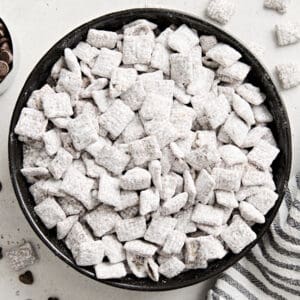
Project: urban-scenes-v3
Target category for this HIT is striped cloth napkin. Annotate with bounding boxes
[207,173,300,300]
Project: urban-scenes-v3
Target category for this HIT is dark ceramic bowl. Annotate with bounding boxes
[8,8,292,291]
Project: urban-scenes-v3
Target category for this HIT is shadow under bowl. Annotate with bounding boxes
[8,8,292,291]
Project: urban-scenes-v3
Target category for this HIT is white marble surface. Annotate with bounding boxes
[0,0,299,299]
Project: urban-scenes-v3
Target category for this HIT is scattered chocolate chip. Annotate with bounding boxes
[19,271,34,285]
[48,298,59,300]
[0,50,13,64]
[0,181,2,192]
[0,247,3,259]
[0,60,9,77]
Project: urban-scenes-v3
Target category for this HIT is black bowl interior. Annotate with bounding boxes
[8,8,292,291]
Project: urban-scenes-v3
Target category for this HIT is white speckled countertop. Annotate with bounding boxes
[0,0,299,299]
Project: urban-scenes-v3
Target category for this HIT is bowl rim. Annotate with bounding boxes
[8,7,292,292]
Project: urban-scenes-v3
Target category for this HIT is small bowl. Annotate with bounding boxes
[8,8,292,291]
[0,18,16,95]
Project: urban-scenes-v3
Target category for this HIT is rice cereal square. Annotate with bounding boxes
[67,114,98,151]
[220,215,256,253]
[99,99,134,139]
[60,166,95,210]
[14,108,48,141]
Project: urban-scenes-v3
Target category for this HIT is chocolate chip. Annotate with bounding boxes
[0,22,12,82]
[19,271,34,285]
[0,247,3,259]
[0,42,10,51]
[0,37,9,45]
[0,23,12,83]
[0,50,12,64]
[48,298,59,300]
[0,181,2,192]
[0,61,9,77]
